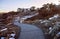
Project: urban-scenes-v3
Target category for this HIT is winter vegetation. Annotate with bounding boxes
[1,3,60,39]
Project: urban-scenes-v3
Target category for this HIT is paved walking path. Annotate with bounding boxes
[14,22,45,39]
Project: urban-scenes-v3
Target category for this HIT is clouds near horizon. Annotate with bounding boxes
[0,0,59,12]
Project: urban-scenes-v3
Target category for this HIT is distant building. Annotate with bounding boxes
[30,6,36,12]
[17,8,23,12]
[23,9,29,13]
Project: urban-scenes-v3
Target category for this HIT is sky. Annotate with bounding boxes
[0,0,59,12]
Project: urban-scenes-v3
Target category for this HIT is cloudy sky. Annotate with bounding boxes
[0,0,59,12]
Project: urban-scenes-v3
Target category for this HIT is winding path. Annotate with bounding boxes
[14,22,45,39]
